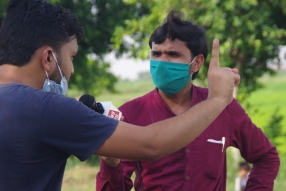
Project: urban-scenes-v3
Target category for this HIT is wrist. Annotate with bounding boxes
[207,96,229,109]
[102,156,120,167]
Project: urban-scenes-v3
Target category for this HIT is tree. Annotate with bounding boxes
[263,107,285,156]
[112,0,286,100]
[0,0,149,96]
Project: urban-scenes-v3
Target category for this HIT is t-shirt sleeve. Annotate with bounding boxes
[39,94,118,161]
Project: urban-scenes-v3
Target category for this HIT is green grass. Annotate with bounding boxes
[96,79,155,108]
[63,71,286,191]
[242,70,286,130]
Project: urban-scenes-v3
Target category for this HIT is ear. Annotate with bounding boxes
[41,48,54,72]
[190,54,204,73]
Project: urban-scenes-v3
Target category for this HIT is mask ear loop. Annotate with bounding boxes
[51,51,68,95]
[51,52,64,79]
[189,56,197,77]
[44,70,51,85]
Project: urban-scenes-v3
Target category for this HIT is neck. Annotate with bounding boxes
[0,64,44,89]
[159,83,193,115]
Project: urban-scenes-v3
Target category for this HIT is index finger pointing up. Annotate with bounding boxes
[209,39,220,70]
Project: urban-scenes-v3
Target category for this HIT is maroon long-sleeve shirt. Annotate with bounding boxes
[96,86,280,191]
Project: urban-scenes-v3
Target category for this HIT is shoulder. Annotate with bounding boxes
[194,85,208,94]
[119,89,156,111]
[192,85,245,111]
[45,92,80,108]
[43,93,101,121]
[191,85,208,103]
[192,85,208,97]
[118,89,157,123]
[193,85,247,119]
[226,98,247,116]
[0,84,54,110]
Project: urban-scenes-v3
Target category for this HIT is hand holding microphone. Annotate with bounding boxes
[79,94,122,120]
[79,94,121,167]
[79,94,104,114]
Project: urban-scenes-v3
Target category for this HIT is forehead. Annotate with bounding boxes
[61,37,78,54]
[151,38,189,52]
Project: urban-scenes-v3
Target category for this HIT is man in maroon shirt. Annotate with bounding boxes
[96,10,280,191]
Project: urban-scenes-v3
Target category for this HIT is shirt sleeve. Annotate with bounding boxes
[229,100,280,191]
[96,158,136,191]
[40,94,118,161]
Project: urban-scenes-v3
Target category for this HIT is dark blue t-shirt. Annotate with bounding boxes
[0,84,118,191]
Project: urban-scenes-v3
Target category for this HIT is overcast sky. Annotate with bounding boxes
[105,53,150,80]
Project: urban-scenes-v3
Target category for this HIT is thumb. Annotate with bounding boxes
[232,68,239,74]
[209,39,220,70]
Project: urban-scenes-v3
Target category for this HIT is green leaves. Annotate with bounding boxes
[1,0,285,98]
[0,0,149,96]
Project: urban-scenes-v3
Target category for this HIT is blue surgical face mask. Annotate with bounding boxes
[150,57,196,95]
[42,52,68,95]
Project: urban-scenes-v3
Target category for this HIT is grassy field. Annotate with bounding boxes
[241,71,286,130]
[63,71,286,191]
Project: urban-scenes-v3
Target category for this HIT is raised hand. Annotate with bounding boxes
[207,39,240,104]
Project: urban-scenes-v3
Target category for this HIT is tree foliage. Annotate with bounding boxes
[0,0,149,96]
[49,0,149,96]
[263,107,285,156]
[112,0,286,101]
[1,0,285,99]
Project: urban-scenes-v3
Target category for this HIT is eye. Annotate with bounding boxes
[167,52,180,57]
[151,51,161,57]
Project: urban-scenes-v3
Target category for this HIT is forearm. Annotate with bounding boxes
[144,97,228,159]
[96,96,228,160]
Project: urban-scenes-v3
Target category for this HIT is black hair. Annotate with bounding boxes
[239,162,251,171]
[0,0,84,66]
[149,10,208,80]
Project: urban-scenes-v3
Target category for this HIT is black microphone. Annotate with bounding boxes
[79,94,105,114]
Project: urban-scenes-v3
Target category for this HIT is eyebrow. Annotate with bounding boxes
[151,50,181,55]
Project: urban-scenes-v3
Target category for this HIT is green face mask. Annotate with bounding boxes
[150,58,195,95]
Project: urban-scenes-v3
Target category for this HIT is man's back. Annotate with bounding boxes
[0,83,67,190]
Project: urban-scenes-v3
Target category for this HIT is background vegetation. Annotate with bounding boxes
[1,0,285,98]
